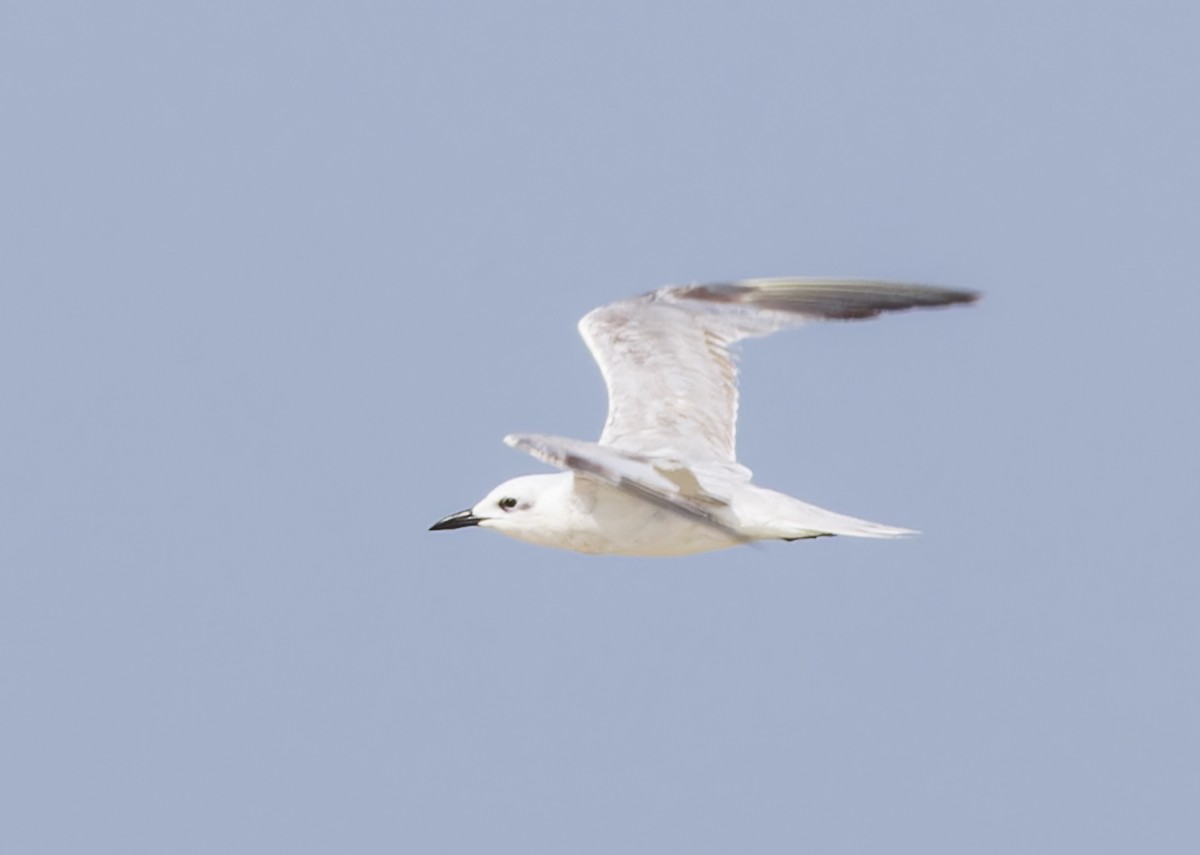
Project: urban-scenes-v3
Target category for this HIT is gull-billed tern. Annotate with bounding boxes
[430,278,978,556]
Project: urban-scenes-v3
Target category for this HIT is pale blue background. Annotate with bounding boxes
[3,1,1198,852]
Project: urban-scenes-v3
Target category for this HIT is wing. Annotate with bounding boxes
[578,278,979,461]
[504,433,752,543]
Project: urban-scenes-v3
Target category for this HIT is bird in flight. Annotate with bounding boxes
[430,278,978,556]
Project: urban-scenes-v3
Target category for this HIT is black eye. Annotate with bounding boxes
[499,497,517,511]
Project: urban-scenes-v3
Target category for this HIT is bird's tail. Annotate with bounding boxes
[740,486,918,541]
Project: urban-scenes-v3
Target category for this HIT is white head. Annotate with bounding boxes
[429,473,580,548]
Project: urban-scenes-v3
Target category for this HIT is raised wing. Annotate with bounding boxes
[504,432,752,543]
[578,278,978,461]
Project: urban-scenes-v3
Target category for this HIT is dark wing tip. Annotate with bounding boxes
[674,279,980,321]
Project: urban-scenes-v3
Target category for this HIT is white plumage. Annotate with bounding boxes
[431,278,978,557]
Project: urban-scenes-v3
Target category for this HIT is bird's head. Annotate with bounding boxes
[429,473,578,546]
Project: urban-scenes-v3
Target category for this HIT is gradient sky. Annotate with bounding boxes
[3,1,1198,852]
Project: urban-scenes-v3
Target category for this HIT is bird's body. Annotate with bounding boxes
[476,473,919,557]
[475,474,743,557]
[430,278,978,557]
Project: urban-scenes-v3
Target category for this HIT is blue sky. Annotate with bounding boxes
[2,1,1198,852]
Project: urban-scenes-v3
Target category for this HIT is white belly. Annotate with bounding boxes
[569,491,744,557]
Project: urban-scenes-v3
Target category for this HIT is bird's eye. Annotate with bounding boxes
[499,497,518,511]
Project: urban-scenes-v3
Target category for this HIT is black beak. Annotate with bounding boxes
[429,509,483,531]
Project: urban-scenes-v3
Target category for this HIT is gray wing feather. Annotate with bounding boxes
[578,277,978,461]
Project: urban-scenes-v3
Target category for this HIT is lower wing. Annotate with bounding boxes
[503,432,751,544]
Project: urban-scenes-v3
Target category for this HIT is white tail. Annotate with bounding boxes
[741,486,918,541]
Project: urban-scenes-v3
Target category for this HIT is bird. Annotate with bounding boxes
[430,278,978,556]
